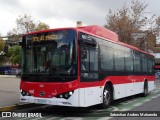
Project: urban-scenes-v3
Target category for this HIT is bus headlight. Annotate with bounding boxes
[56,90,74,99]
[20,89,31,96]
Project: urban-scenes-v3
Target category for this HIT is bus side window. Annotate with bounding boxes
[81,48,89,71]
[133,53,141,72]
[125,53,133,71]
[100,46,114,70]
[148,59,153,73]
[114,50,125,71]
[89,49,98,71]
[142,58,147,72]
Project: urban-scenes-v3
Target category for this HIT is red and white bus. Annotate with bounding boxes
[20,25,155,108]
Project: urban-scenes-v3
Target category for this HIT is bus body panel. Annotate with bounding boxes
[20,80,78,98]
[113,81,155,100]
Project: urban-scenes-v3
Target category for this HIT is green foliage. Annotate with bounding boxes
[0,37,4,51]
[16,14,36,33]
[35,21,49,31]
[8,14,50,36]
[9,45,21,65]
[105,0,156,51]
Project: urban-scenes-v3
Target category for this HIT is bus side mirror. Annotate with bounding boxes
[80,47,87,59]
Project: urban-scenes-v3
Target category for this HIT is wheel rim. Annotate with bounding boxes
[103,89,110,105]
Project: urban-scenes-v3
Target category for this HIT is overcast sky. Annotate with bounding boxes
[0,0,160,36]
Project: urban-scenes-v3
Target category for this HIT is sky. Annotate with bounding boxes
[0,0,160,36]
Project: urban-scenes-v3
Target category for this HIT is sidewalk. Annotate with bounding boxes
[0,76,21,107]
[0,75,42,111]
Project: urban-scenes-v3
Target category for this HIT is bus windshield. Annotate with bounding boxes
[21,30,77,78]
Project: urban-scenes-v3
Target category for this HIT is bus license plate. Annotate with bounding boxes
[35,99,46,104]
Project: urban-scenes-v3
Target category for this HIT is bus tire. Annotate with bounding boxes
[101,84,112,109]
[142,81,148,97]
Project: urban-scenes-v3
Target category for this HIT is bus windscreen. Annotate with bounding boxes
[21,29,77,81]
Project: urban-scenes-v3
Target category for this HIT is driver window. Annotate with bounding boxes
[80,47,98,81]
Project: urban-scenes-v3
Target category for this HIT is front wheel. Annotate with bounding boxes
[101,84,112,109]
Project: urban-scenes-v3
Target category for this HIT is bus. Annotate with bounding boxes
[20,25,155,108]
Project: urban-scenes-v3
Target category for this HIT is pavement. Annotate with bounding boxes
[0,75,35,111]
[0,75,20,106]
[0,75,44,112]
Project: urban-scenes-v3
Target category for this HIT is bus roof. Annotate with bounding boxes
[77,25,119,41]
[77,25,154,57]
[23,25,154,57]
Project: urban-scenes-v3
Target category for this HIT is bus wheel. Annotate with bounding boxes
[101,84,112,109]
[143,82,148,97]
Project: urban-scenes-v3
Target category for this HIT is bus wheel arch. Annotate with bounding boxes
[100,81,113,109]
[143,79,148,96]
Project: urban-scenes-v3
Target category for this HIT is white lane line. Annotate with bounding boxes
[60,117,83,120]
[120,108,130,111]
[120,99,137,105]
[112,106,119,111]
[44,117,59,120]
[98,117,112,120]
[132,103,143,107]
[32,117,48,120]
[143,99,151,102]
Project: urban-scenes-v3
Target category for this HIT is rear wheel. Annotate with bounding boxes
[101,84,112,109]
[143,82,148,96]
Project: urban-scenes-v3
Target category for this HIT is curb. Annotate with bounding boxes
[0,103,44,112]
[0,75,17,78]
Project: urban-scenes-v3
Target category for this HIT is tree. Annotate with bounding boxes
[105,0,155,50]
[155,16,160,35]
[16,14,36,33]
[7,14,50,40]
[0,36,5,65]
[35,21,49,31]
[9,45,21,65]
[0,36,4,51]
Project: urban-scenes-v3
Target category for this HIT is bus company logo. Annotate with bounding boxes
[39,91,45,96]
[29,90,34,94]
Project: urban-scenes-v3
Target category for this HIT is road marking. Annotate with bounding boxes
[0,105,16,112]
[60,117,83,120]
[120,99,137,105]
[112,106,119,111]
[153,94,160,98]
[132,103,143,107]
[43,117,59,120]
[19,117,31,120]
[120,108,130,111]
[152,90,159,94]
[143,99,151,102]
[98,117,112,120]
[32,117,47,120]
